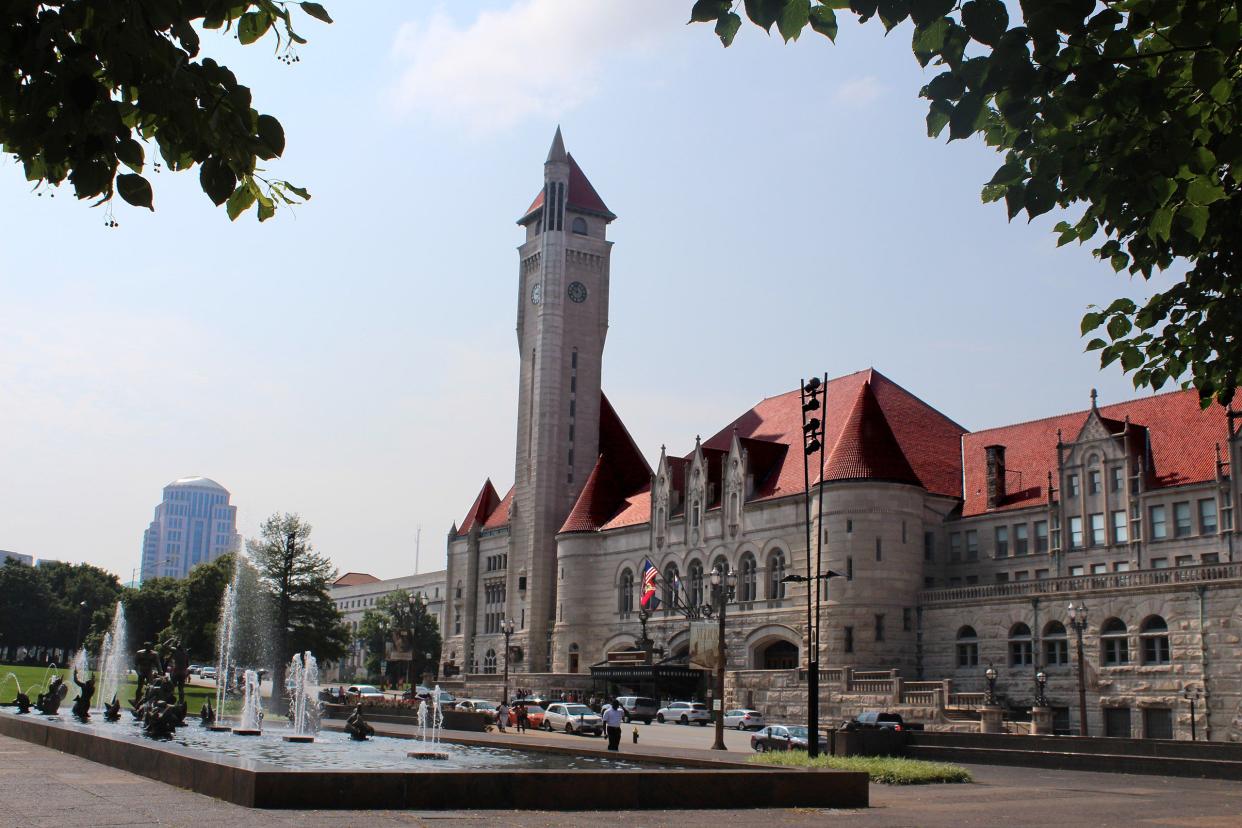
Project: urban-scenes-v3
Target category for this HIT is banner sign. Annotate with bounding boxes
[689,621,719,671]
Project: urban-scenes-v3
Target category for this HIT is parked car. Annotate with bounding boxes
[751,724,829,753]
[543,702,603,736]
[615,695,658,725]
[854,711,905,731]
[656,701,711,726]
[507,703,546,729]
[200,667,217,681]
[722,708,766,730]
[188,665,202,676]
[345,684,385,702]
[454,699,499,721]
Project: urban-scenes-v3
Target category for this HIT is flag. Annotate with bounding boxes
[640,559,660,610]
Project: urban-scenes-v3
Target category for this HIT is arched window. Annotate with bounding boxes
[760,640,799,670]
[1141,615,1170,664]
[1008,623,1033,666]
[729,492,740,523]
[455,580,462,599]
[739,552,757,602]
[692,500,701,529]
[662,563,680,612]
[568,642,580,673]
[688,560,704,608]
[618,569,634,616]
[1043,621,1068,666]
[1101,617,1129,665]
[956,626,979,668]
[483,649,497,674]
[768,549,787,599]
[571,216,588,235]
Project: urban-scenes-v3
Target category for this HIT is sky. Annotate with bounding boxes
[0,1,1184,582]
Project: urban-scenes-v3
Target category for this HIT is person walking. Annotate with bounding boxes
[496,701,509,733]
[516,703,529,733]
[602,699,624,751]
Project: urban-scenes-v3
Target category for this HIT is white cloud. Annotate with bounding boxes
[389,0,678,134]
[831,75,885,106]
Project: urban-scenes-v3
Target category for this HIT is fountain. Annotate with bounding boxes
[408,685,447,760]
[94,601,129,716]
[1,672,30,714]
[282,651,319,743]
[210,581,237,732]
[232,669,262,736]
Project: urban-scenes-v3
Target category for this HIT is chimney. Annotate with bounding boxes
[985,445,1006,509]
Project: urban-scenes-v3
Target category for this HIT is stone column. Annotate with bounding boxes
[1030,706,1054,735]
[979,705,1004,734]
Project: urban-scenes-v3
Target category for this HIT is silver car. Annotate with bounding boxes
[542,702,603,735]
[723,708,766,730]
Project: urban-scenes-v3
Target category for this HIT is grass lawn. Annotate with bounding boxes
[2,663,221,713]
[748,751,972,784]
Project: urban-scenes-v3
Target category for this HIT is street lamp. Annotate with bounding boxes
[984,663,998,706]
[502,617,516,704]
[1067,602,1089,736]
[1035,670,1049,708]
[709,567,737,751]
[797,373,828,757]
[1183,685,1203,741]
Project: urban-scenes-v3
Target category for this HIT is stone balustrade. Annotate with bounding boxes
[920,561,1242,604]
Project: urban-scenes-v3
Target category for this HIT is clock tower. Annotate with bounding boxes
[510,128,616,672]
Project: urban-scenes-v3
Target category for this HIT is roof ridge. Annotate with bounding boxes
[967,386,1197,438]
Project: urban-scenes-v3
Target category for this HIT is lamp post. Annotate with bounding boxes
[1068,602,1089,736]
[502,617,516,705]
[984,663,998,705]
[1035,670,1049,708]
[781,568,844,758]
[708,567,737,751]
[1183,685,1203,741]
[797,373,828,758]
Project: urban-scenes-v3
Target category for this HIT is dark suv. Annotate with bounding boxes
[853,711,905,731]
[615,695,658,724]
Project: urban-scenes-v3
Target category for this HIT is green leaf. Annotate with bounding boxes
[778,0,811,41]
[1004,182,1025,220]
[226,183,256,221]
[808,5,839,41]
[300,2,334,24]
[199,157,236,206]
[691,0,731,22]
[116,173,153,210]
[909,0,954,27]
[1186,177,1225,206]
[715,11,743,45]
[284,184,311,201]
[949,91,984,140]
[257,200,276,222]
[1107,315,1132,340]
[238,11,272,45]
[116,139,144,173]
[877,0,910,31]
[912,17,949,65]
[256,114,286,159]
[1177,203,1208,240]
[926,100,951,138]
[1080,311,1104,335]
[1085,338,1107,351]
[744,0,785,31]
[1120,347,1144,371]
[960,0,1008,45]
[987,160,1024,186]
[1024,176,1056,219]
[1192,51,1224,95]
[1149,206,1173,242]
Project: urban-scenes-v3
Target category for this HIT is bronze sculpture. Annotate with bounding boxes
[345,704,374,741]
[103,695,121,722]
[70,669,95,721]
[36,675,67,715]
[199,700,215,726]
[133,641,162,703]
[162,638,190,705]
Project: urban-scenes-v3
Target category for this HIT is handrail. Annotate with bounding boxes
[921,561,1242,604]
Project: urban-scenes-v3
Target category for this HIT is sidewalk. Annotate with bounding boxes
[4,731,1242,827]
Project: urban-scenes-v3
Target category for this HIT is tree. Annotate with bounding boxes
[122,577,184,649]
[358,590,442,686]
[0,558,52,658]
[248,513,348,711]
[690,0,1242,406]
[168,553,235,661]
[1,1,332,222]
[37,561,124,654]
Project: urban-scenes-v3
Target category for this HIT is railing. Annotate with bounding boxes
[921,561,1242,604]
[903,681,943,691]
[948,692,987,709]
[853,670,898,680]
[851,679,894,694]
[902,691,939,706]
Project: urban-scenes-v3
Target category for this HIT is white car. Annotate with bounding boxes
[454,699,499,721]
[542,702,603,736]
[201,667,217,681]
[657,701,711,726]
[346,684,385,701]
[723,708,766,730]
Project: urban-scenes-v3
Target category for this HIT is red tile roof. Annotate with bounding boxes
[482,485,514,530]
[961,388,1232,517]
[456,479,501,536]
[332,572,381,587]
[822,380,920,485]
[519,155,615,223]
[561,394,653,534]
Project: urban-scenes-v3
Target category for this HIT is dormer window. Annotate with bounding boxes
[571,216,588,235]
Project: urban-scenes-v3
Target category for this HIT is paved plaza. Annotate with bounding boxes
[4,732,1242,827]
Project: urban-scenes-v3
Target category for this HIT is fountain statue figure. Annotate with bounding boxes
[71,669,96,721]
[345,704,374,741]
[199,700,216,726]
[103,695,121,722]
[36,675,67,715]
[133,642,162,704]
[162,637,190,705]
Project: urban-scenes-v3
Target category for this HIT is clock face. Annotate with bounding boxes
[530,282,542,305]
[567,281,588,303]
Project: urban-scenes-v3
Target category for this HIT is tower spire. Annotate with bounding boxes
[546,126,567,164]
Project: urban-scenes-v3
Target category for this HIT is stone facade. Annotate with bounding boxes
[440,133,1242,742]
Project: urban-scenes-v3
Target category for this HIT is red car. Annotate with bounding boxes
[507,704,545,729]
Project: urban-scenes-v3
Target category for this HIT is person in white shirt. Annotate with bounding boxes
[602,699,625,751]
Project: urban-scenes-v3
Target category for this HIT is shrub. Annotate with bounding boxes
[747,752,971,785]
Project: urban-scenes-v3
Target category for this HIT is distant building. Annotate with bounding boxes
[0,550,33,566]
[140,477,241,581]
[34,558,61,568]
[327,570,447,682]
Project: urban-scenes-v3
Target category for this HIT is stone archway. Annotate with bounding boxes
[745,624,802,670]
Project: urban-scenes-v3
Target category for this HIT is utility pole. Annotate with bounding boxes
[415,525,422,575]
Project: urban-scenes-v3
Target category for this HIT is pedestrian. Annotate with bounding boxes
[516,703,529,733]
[496,700,509,733]
[602,698,624,751]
